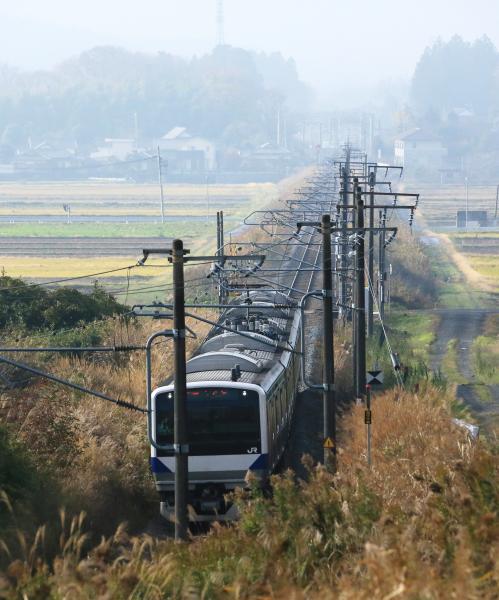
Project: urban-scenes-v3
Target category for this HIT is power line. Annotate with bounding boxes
[0,353,147,413]
[0,265,139,292]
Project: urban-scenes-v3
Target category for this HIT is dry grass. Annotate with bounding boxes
[0,314,213,536]
[1,385,497,598]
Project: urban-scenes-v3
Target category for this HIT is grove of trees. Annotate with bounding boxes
[0,45,311,151]
[411,35,499,116]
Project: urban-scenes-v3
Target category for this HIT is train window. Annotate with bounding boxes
[155,388,261,456]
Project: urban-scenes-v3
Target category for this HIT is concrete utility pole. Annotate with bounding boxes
[171,239,189,541]
[216,211,226,309]
[367,171,375,336]
[339,148,350,317]
[321,214,336,472]
[378,209,387,323]
[216,0,225,46]
[465,176,469,229]
[157,146,165,224]
[365,384,372,467]
[354,186,366,402]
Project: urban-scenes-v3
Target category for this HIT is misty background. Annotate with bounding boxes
[1,0,499,181]
[3,0,499,103]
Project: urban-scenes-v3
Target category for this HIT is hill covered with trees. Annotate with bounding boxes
[0,45,311,151]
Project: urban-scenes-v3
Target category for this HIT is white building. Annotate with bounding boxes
[90,138,136,161]
[394,128,446,171]
[157,127,216,171]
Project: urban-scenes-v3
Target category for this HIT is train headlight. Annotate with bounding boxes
[242,390,247,396]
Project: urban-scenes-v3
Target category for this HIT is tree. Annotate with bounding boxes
[411,35,499,116]
[0,45,311,149]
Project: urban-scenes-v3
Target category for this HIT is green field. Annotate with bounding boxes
[0,220,217,238]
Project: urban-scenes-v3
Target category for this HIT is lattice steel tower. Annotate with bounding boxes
[216,0,225,46]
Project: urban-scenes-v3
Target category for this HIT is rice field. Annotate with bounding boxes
[0,182,276,220]
[398,183,499,296]
[401,182,499,230]
[0,181,279,302]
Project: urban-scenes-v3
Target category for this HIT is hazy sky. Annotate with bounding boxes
[2,0,499,101]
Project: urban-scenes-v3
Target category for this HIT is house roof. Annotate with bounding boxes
[162,127,190,140]
[396,128,441,143]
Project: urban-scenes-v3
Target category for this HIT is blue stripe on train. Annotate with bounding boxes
[151,455,268,473]
[150,457,172,473]
[249,453,268,470]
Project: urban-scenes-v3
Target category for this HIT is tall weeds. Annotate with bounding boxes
[2,385,497,598]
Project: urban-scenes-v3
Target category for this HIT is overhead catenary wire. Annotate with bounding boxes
[0,353,148,413]
[364,263,404,387]
[0,265,140,292]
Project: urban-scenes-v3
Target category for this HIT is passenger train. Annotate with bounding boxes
[150,289,301,521]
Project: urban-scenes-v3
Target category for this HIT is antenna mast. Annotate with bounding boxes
[216,0,225,46]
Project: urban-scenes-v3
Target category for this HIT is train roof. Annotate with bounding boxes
[162,290,301,391]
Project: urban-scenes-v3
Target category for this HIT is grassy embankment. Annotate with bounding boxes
[365,225,441,388]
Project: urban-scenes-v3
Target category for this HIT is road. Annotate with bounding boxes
[430,308,499,436]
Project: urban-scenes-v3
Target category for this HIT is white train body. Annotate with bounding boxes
[150,290,301,521]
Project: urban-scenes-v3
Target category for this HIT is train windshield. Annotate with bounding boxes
[155,387,261,456]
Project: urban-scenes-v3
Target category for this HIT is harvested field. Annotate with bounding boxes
[0,237,176,257]
[402,183,499,229]
[0,182,277,220]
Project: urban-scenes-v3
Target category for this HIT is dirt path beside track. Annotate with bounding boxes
[430,308,499,436]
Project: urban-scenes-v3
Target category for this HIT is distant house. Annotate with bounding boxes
[242,142,293,172]
[394,128,446,172]
[90,139,136,161]
[13,142,82,173]
[157,127,216,172]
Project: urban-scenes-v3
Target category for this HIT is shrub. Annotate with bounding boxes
[0,276,125,332]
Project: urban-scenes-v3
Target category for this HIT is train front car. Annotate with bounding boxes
[151,382,267,521]
[150,291,298,522]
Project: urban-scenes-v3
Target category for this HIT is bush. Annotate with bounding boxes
[0,276,125,332]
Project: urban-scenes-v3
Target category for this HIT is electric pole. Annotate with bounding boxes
[171,239,189,541]
[321,214,336,471]
[157,146,165,225]
[216,0,225,46]
[378,209,386,323]
[367,171,375,336]
[216,211,227,309]
[354,186,366,402]
[339,148,350,318]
